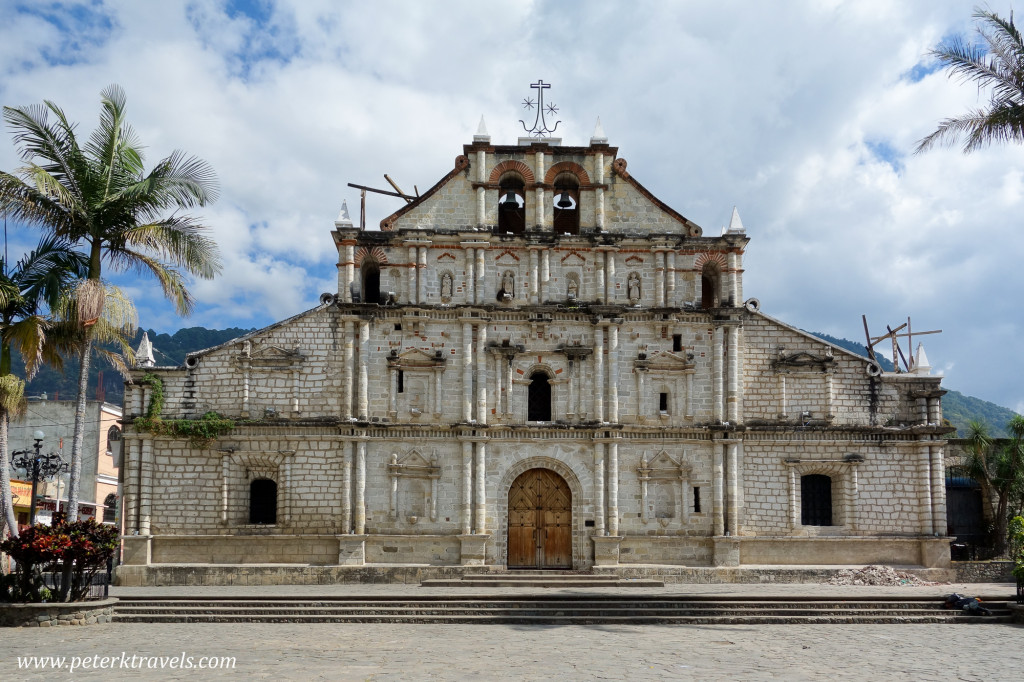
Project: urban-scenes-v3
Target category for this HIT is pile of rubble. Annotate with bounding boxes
[826,565,936,586]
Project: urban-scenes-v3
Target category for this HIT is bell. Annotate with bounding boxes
[502,191,519,206]
[555,192,573,209]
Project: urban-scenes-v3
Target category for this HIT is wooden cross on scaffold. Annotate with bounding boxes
[862,315,942,373]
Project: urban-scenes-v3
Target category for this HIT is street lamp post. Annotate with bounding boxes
[11,430,68,526]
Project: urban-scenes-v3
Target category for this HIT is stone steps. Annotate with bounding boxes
[421,571,664,587]
[112,597,1014,624]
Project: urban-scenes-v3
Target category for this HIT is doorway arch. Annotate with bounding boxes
[507,468,572,569]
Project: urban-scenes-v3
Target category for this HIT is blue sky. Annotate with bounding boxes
[1,0,1022,414]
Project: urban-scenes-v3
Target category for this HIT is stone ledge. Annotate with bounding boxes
[0,598,118,628]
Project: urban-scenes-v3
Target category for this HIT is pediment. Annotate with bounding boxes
[388,449,440,478]
[388,347,445,368]
[237,342,304,368]
[772,348,835,372]
[637,350,694,371]
[637,450,691,480]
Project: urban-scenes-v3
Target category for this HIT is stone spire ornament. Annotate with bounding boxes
[136,331,155,368]
[726,206,745,234]
[590,117,608,144]
[912,343,932,375]
[335,200,354,228]
[474,115,490,143]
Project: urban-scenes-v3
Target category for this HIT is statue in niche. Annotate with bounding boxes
[440,272,453,302]
[567,275,579,300]
[501,270,515,299]
[627,272,641,303]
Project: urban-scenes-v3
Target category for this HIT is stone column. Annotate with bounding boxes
[635,368,645,419]
[342,243,355,302]
[608,440,619,536]
[408,245,418,304]
[465,247,475,304]
[605,251,616,303]
[505,355,514,417]
[462,322,473,421]
[595,251,605,303]
[529,248,539,304]
[433,367,443,416]
[417,246,427,304]
[930,444,946,535]
[655,251,665,307]
[726,326,739,424]
[824,370,834,419]
[713,442,724,536]
[121,440,137,532]
[389,366,398,416]
[476,187,485,228]
[788,466,798,529]
[220,453,229,524]
[594,326,605,422]
[341,441,352,533]
[609,324,620,423]
[139,439,153,534]
[354,440,366,534]
[725,441,738,535]
[728,251,738,306]
[594,442,606,536]
[685,372,694,419]
[666,251,676,306]
[541,249,550,303]
[712,326,724,422]
[535,150,546,228]
[595,152,605,231]
[848,465,858,531]
[735,251,744,304]
[778,373,788,418]
[358,318,370,419]
[476,323,488,424]
[461,440,473,535]
[475,441,487,534]
[476,248,486,305]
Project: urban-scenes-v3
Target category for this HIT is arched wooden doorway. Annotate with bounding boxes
[507,468,572,569]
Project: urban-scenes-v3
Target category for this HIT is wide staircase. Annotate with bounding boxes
[420,570,663,588]
[113,593,1015,625]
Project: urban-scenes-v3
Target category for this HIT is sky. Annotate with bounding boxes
[0,0,1022,414]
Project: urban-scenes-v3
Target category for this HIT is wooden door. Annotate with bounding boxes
[507,468,572,568]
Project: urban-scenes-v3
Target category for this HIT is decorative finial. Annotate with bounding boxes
[590,117,608,144]
[474,115,490,143]
[519,80,561,138]
[136,331,155,368]
[727,206,745,234]
[912,343,932,375]
[335,200,353,228]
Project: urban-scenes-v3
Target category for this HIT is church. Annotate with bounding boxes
[117,99,951,585]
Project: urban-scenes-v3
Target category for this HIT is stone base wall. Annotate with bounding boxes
[0,598,117,627]
[951,560,1014,583]
[739,537,949,568]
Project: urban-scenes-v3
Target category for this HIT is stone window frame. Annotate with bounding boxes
[515,362,568,423]
[783,456,862,535]
[633,351,696,422]
[387,450,441,524]
[224,450,295,530]
[386,348,446,419]
[636,450,692,528]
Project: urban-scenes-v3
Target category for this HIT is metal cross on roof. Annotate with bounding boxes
[519,80,561,137]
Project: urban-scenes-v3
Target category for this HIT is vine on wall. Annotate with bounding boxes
[134,373,236,447]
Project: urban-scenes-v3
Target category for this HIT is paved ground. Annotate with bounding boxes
[2,583,1020,681]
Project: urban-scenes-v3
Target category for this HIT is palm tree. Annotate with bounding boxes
[0,235,87,537]
[916,7,1024,154]
[963,417,1024,555]
[0,85,221,521]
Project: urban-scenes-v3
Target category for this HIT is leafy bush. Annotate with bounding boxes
[0,519,118,602]
[1010,516,1024,581]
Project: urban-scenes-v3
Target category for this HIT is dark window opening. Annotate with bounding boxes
[394,323,402,332]
[498,176,526,235]
[800,474,833,526]
[527,371,552,421]
[672,334,682,352]
[362,263,381,304]
[397,370,404,393]
[552,173,580,235]
[693,487,701,513]
[249,478,278,525]
[103,493,117,524]
[659,392,669,412]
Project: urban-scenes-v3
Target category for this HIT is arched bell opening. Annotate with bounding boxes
[498,174,526,235]
[552,172,580,235]
[527,370,552,421]
[701,262,721,310]
[361,260,381,304]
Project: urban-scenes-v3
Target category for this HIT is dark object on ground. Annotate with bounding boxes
[943,593,993,616]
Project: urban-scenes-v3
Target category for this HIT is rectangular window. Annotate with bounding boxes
[693,486,701,513]
[394,323,402,331]
[672,334,682,352]
[659,392,668,412]
[397,370,404,394]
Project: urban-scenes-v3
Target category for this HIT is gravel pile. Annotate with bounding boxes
[826,565,936,586]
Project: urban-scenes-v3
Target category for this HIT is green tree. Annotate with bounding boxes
[0,236,86,538]
[916,7,1024,153]
[963,417,1024,555]
[0,85,221,522]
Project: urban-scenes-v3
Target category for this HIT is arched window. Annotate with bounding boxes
[552,172,580,235]
[527,371,552,421]
[498,174,526,235]
[800,474,833,526]
[103,493,117,524]
[361,261,381,304]
[701,262,721,310]
[249,478,278,525]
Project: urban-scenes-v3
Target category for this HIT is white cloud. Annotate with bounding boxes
[0,0,1020,412]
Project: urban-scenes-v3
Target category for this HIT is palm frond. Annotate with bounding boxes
[0,374,26,415]
[119,217,222,278]
[2,101,83,200]
[112,249,195,315]
[2,314,47,379]
[0,171,76,234]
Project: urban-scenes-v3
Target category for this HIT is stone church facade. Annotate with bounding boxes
[118,124,951,584]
